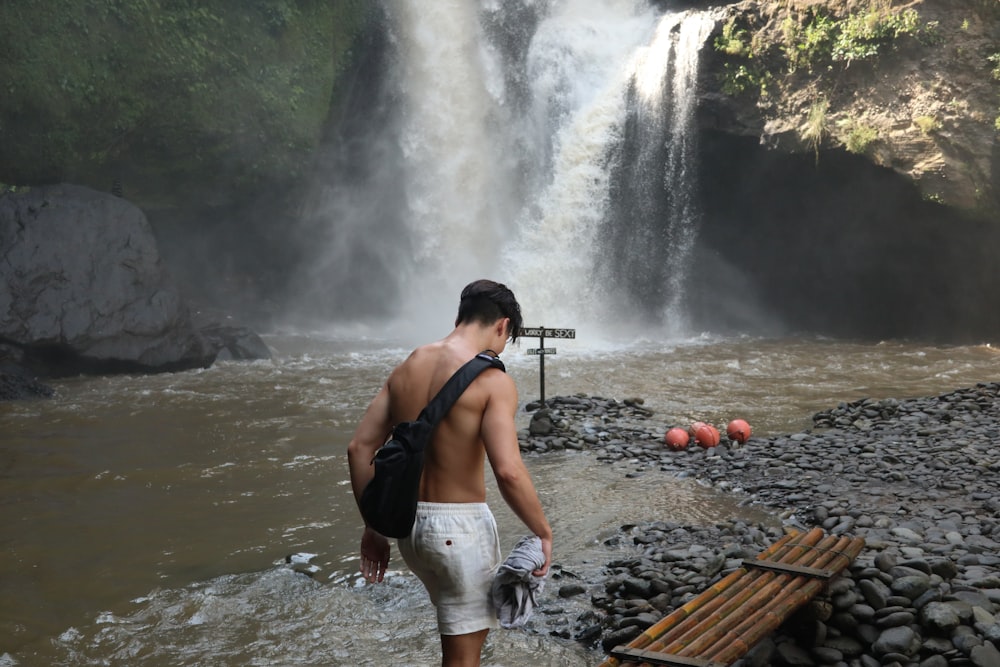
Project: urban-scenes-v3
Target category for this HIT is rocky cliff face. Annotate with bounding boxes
[699,0,1000,219]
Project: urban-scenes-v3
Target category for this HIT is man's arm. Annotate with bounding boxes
[347,383,394,583]
[347,383,393,503]
[481,373,553,576]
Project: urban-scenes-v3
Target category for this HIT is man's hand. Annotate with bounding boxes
[360,526,390,583]
[533,536,552,578]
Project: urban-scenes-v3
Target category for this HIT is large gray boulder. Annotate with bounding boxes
[0,184,215,375]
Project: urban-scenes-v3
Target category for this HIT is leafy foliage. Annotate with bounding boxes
[801,97,830,164]
[715,18,771,97]
[914,115,941,135]
[989,53,1000,81]
[779,1,926,73]
[842,121,879,155]
[0,0,373,202]
[716,0,935,90]
[782,13,836,73]
[715,19,751,57]
[830,5,920,64]
[720,63,772,98]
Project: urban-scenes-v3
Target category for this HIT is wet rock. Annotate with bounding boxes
[0,359,53,400]
[921,601,962,634]
[517,386,1000,664]
[893,574,933,601]
[558,584,586,598]
[970,642,1000,667]
[0,184,215,375]
[873,626,920,658]
[199,324,271,361]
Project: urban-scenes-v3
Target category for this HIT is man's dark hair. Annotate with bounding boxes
[455,280,523,344]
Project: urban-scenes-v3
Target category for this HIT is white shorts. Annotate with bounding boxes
[398,502,501,635]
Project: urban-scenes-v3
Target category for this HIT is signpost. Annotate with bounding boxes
[518,326,575,407]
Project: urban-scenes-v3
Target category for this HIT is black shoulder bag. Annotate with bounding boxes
[360,351,506,538]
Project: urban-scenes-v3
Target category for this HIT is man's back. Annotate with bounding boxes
[347,279,551,666]
[385,340,516,504]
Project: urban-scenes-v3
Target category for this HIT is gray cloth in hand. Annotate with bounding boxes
[491,535,546,628]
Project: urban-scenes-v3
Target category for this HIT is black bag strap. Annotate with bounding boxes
[417,352,506,426]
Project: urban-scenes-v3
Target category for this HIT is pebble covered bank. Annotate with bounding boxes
[517,384,1000,667]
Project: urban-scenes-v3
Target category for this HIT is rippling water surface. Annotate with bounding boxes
[3,334,1000,665]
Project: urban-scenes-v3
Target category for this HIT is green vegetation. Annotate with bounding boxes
[914,115,941,135]
[715,18,773,97]
[715,19,751,57]
[801,98,830,164]
[779,1,925,73]
[781,13,835,73]
[989,53,1000,81]
[714,1,951,161]
[830,4,921,65]
[720,63,772,98]
[0,0,374,204]
[0,183,29,196]
[989,54,1000,133]
[716,1,935,94]
[841,121,879,155]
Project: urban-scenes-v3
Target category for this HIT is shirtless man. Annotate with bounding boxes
[347,279,553,667]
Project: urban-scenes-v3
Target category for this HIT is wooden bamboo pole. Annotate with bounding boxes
[701,536,865,662]
[596,531,801,667]
[706,536,864,664]
[664,532,838,657]
[654,529,828,656]
[597,530,865,667]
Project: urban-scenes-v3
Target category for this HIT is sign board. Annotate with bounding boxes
[519,326,575,407]
[519,327,575,339]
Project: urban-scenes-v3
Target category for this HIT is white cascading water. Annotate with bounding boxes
[384,1,717,340]
[386,1,521,331]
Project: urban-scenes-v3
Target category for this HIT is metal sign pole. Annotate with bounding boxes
[539,328,545,407]
[519,326,575,409]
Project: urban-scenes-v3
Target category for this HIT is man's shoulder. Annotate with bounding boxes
[393,342,445,375]
[475,363,516,404]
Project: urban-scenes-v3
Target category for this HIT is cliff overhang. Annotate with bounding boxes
[697,0,1000,220]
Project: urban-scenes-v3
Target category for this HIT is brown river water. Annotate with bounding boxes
[3,333,1000,666]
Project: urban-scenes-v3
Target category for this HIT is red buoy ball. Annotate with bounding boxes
[726,419,752,444]
[688,421,707,438]
[664,427,690,450]
[694,424,721,448]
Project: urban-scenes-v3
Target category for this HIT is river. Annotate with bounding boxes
[4,333,1000,665]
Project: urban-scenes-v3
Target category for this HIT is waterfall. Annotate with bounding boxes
[319,2,718,340]
[596,10,717,335]
[382,1,521,330]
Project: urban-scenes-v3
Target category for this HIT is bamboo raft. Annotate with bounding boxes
[598,527,866,667]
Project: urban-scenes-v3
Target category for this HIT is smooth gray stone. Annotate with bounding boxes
[920,601,962,633]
